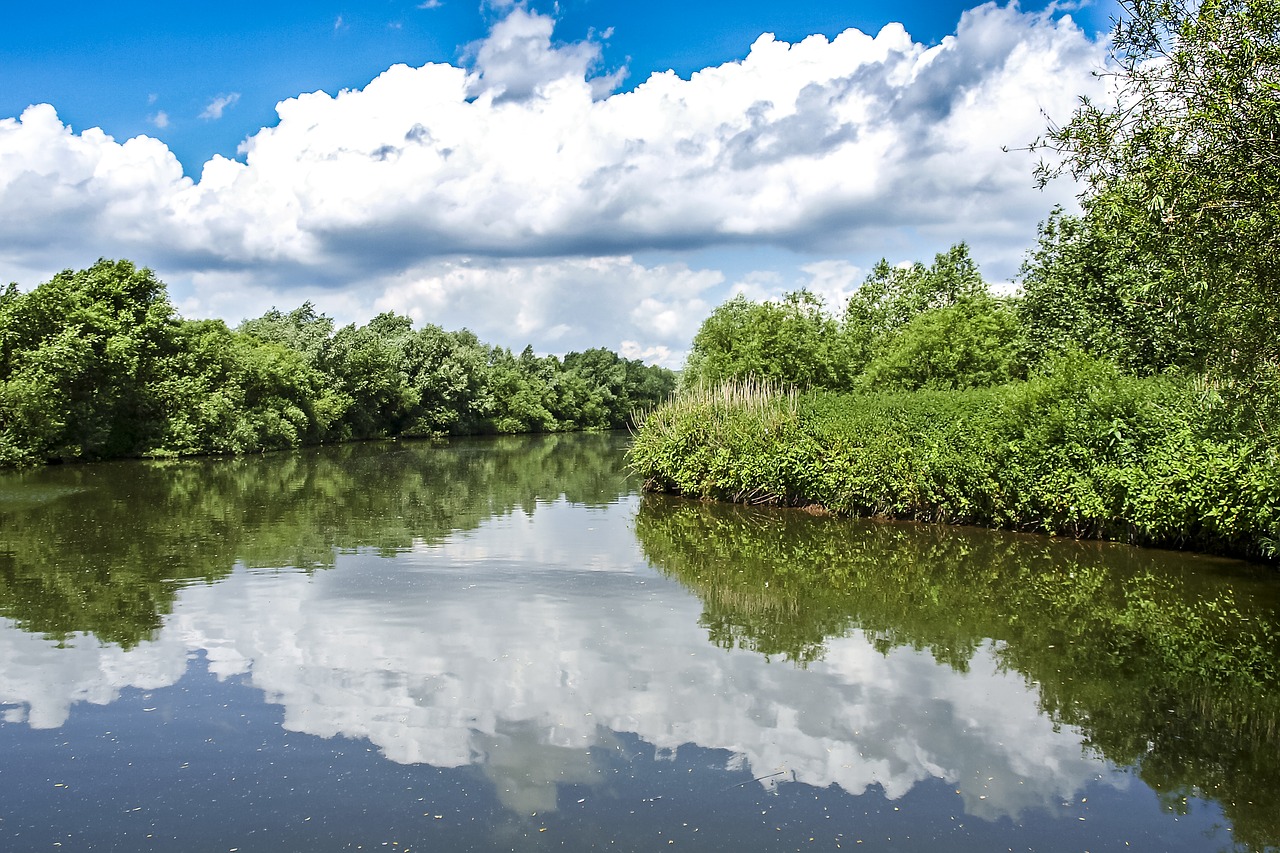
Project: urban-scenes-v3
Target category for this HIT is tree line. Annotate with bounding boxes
[683,222,1262,418]
[0,261,676,465]
[682,243,1028,394]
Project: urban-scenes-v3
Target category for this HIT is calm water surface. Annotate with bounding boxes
[1,433,1277,852]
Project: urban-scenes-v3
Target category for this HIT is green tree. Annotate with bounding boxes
[1034,0,1280,421]
[0,260,178,463]
[561,348,625,428]
[1017,208,1207,374]
[843,243,989,369]
[684,290,851,390]
[861,295,1024,391]
[395,325,489,435]
[237,303,350,436]
[155,319,325,455]
[482,346,557,433]
[559,348,674,429]
[624,357,678,411]
[320,314,418,440]
[237,302,335,362]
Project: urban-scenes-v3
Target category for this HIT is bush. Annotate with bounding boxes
[859,296,1024,391]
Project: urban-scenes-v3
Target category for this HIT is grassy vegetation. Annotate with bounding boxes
[629,355,1280,561]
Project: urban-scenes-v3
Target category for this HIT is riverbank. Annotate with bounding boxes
[627,356,1280,563]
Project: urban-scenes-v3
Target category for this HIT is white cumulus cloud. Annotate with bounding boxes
[0,3,1108,364]
[465,6,624,101]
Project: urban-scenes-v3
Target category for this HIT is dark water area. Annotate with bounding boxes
[1,433,1278,852]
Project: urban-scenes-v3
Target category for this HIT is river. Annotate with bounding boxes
[1,432,1277,852]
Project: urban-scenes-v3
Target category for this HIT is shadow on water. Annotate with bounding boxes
[0,432,633,648]
[633,494,1280,852]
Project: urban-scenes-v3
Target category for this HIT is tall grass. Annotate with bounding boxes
[632,377,798,431]
[629,378,807,505]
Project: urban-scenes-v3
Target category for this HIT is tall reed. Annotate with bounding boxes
[628,378,807,505]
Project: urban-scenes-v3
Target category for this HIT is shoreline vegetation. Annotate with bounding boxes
[0,260,676,467]
[628,373,1279,562]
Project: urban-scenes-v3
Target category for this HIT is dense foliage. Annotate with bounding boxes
[645,0,1279,563]
[0,260,675,466]
[682,290,853,390]
[1016,206,1208,374]
[681,243,1025,394]
[0,261,177,462]
[679,1,1277,405]
[630,360,1280,561]
[1033,0,1280,422]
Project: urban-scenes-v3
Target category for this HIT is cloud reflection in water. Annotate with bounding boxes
[0,496,1118,820]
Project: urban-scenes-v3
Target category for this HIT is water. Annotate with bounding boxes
[1,433,1277,852]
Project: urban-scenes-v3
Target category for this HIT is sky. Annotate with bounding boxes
[0,0,1118,367]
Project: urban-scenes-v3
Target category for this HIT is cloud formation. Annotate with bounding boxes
[199,92,241,120]
[0,3,1107,363]
[465,7,624,101]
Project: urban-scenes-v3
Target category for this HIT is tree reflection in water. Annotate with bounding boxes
[635,495,1280,851]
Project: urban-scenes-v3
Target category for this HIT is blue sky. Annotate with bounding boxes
[2,0,1115,175]
[0,0,1117,366]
